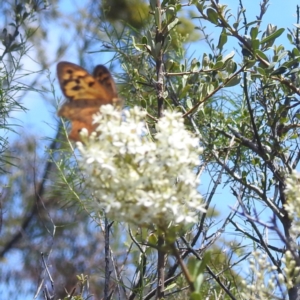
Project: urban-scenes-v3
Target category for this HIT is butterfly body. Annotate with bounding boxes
[57,61,121,141]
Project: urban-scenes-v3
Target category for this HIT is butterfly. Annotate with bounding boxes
[57,61,121,141]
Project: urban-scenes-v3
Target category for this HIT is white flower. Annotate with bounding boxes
[77,105,204,229]
[284,171,300,238]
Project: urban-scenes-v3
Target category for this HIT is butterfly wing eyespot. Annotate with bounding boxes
[57,61,121,141]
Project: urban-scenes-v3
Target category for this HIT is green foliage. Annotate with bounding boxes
[2,0,300,299]
[0,2,49,174]
[102,0,150,29]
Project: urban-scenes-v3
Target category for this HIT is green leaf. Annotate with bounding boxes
[292,47,300,56]
[198,252,211,274]
[140,99,147,109]
[217,29,227,50]
[295,113,300,120]
[194,273,204,292]
[202,54,209,67]
[270,66,287,76]
[255,66,266,76]
[286,67,300,75]
[222,51,235,63]
[266,62,276,70]
[175,3,182,11]
[207,83,215,94]
[190,292,202,300]
[180,84,193,97]
[187,257,202,280]
[164,283,177,291]
[190,58,200,71]
[276,51,288,62]
[196,2,205,14]
[260,28,285,44]
[212,61,224,70]
[242,170,248,179]
[166,6,175,21]
[255,49,269,62]
[287,33,294,44]
[186,98,193,109]
[251,39,260,51]
[250,27,258,39]
[226,60,237,73]
[167,18,179,33]
[148,233,158,245]
[245,59,256,68]
[233,22,239,29]
[245,20,259,27]
[132,36,143,51]
[225,75,241,87]
[206,8,219,25]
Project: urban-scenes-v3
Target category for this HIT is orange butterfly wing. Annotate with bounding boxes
[57,62,120,141]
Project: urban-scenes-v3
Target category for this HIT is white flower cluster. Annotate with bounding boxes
[284,171,300,238]
[77,105,204,228]
[280,250,300,288]
[240,251,280,299]
[241,250,300,299]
